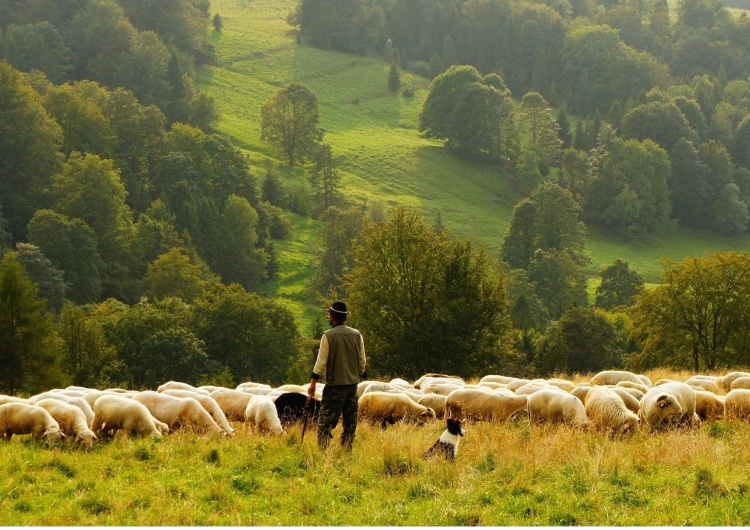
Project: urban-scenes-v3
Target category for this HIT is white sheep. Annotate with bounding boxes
[724,389,750,420]
[0,395,28,405]
[236,381,273,391]
[505,378,534,392]
[131,391,223,435]
[157,381,209,395]
[388,378,413,389]
[479,375,518,385]
[718,372,750,392]
[590,370,647,388]
[570,384,592,403]
[527,389,590,428]
[413,374,465,389]
[0,403,63,444]
[608,386,642,414]
[584,386,639,437]
[245,395,285,435]
[694,390,725,422]
[417,394,448,419]
[91,394,162,438]
[730,376,750,390]
[359,391,436,427]
[478,381,506,390]
[28,391,95,427]
[420,381,465,396]
[546,378,576,393]
[161,389,235,435]
[34,398,97,450]
[210,389,255,421]
[687,379,723,395]
[616,381,649,394]
[445,387,528,422]
[638,382,697,430]
[514,381,553,396]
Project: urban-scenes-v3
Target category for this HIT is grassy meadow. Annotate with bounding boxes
[199,0,750,329]
[3,370,750,525]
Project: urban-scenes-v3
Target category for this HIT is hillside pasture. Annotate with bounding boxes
[199,0,750,330]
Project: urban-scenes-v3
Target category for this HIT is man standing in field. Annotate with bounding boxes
[308,301,366,450]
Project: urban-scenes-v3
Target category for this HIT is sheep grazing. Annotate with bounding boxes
[608,386,641,414]
[28,392,95,427]
[638,382,697,431]
[570,384,592,403]
[157,381,209,395]
[272,392,320,426]
[514,381,553,396]
[505,379,534,392]
[34,398,97,450]
[527,389,590,428]
[590,370,648,388]
[161,389,235,435]
[245,396,285,435]
[420,381,464,396]
[0,403,63,444]
[694,390,725,422]
[445,387,528,422]
[0,395,28,405]
[210,389,255,421]
[546,378,576,393]
[131,391,223,435]
[730,377,750,390]
[724,389,750,421]
[359,391,436,427]
[417,394,448,419]
[718,372,750,392]
[479,375,517,385]
[616,381,649,394]
[91,394,162,438]
[584,386,639,437]
[389,378,413,389]
[414,374,465,390]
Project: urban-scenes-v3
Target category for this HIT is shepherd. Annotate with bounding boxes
[307,301,367,451]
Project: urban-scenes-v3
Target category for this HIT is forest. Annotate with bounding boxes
[2,0,750,394]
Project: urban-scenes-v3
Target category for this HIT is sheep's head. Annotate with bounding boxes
[77,429,97,451]
[43,427,63,445]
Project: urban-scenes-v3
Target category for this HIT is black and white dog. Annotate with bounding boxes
[424,417,465,461]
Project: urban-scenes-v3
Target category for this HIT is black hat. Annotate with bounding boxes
[328,301,349,316]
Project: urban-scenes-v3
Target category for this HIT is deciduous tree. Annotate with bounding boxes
[343,207,516,379]
[595,259,645,310]
[629,252,750,371]
[261,82,323,166]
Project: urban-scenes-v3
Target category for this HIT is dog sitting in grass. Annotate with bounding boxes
[424,417,465,461]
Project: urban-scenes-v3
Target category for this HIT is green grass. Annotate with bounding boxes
[201,0,750,326]
[4,414,750,525]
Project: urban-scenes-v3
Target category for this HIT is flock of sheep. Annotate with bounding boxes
[3,369,750,449]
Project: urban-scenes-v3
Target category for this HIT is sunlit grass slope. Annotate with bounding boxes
[199,0,750,327]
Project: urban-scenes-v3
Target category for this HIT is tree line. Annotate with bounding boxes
[0,0,217,128]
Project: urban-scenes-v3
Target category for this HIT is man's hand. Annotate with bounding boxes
[308,380,317,399]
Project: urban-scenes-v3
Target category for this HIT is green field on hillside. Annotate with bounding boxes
[199,0,750,329]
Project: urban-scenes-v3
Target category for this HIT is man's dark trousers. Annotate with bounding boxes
[317,383,358,450]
